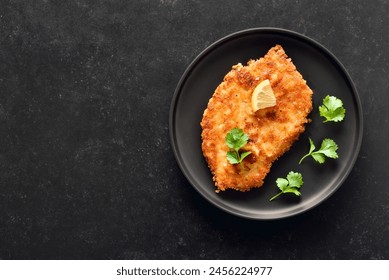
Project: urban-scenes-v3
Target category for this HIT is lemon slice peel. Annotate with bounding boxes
[251,79,276,112]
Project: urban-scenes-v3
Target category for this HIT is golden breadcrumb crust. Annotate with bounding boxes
[201,45,313,192]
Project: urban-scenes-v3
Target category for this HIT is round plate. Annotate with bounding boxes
[169,28,363,220]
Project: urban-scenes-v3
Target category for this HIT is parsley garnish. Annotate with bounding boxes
[319,95,346,123]
[299,138,339,164]
[225,128,252,166]
[269,171,303,201]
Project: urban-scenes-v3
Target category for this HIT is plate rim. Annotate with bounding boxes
[169,27,364,220]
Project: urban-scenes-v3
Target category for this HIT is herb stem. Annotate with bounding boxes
[235,150,243,169]
[234,149,240,159]
[269,191,283,201]
[299,153,309,164]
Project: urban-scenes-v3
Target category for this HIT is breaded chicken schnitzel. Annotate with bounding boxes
[201,45,313,192]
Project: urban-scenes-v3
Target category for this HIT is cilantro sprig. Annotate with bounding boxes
[299,138,339,164]
[270,171,303,201]
[319,95,346,123]
[225,128,252,167]
[269,95,343,200]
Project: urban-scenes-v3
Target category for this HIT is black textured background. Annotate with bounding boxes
[0,0,388,259]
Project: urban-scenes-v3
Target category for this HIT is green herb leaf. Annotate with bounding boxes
[299,138,339,164]
[276,178,289,191]
[226,151,240,164]
[311,153,326,164]
[319,95,346,123]
[282,188,301,196]
[225,128,252,165]
[239,151,252,161]
[225,128,249,151]
[286,171,303,188]
[318,138,339,159]
[308,137,316,154]
[270,171,304,201]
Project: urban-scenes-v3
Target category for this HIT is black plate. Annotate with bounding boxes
[169,28,363,220]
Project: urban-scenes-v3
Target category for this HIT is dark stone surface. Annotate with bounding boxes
[0,0,388,259]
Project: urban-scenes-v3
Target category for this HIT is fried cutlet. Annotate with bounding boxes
[201,45,313,192]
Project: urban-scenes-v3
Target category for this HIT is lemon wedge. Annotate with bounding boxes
[251,79,276,112]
